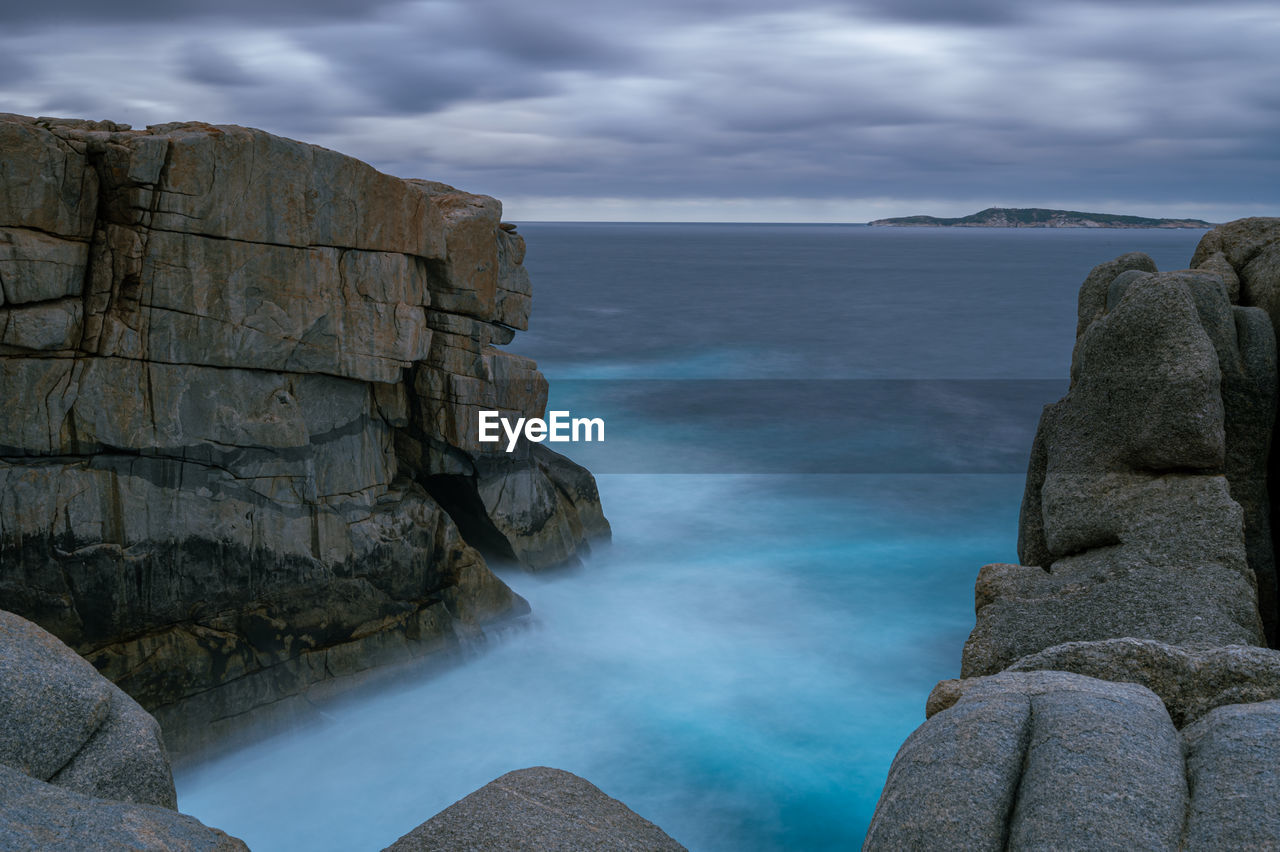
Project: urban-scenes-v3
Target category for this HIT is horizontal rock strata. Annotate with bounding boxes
[866,219,1280,849]
[0,114,609,753]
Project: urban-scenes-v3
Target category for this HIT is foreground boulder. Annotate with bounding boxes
[0,765,247,852]
[384,767,687,852]
[0,610,245,851]
[0,113,608,753]
[0,609,174,809]
[1182,700,1280,849]
[866,672,1186,851]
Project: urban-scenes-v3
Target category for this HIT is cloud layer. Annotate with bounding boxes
[2,1,1275,220]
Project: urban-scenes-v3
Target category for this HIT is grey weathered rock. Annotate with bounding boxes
[935,638,1280,728]
[1191,250,1241,301]
[1060,271,1225,479]
[474,444,613,570]
[1182,700,1280,850]
[966,478,1263,677]
[383,767,687,852]
[1218,303,1278,641]
[1014,403,1055,568]
[1190,217,1280,273]
[1192,218,1280,636]
[866,672,1185,852]
[988,267,1273,674]
[1006,674,1184,850]
[0,609,175,809]
[0,114,608,751]
[0,764,246,852]
[863,688,1030,850]
[1073,251,1158,341]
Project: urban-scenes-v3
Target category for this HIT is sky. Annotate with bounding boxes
[1,0,1276,222]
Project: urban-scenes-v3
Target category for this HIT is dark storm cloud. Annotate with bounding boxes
[2,0,402,24]
[848,0,1027,25]
[1,0,1276,218]
[471,5,633,68]
[178,40,259,87]
[285,3,636,116]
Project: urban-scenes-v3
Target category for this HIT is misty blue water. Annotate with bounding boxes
[174,225,1207,851]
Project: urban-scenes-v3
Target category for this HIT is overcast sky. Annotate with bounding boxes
[2,1,1276,221]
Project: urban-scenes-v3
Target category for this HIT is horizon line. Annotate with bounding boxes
[506,220,1220,227]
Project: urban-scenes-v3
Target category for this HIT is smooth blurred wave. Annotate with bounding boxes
[174,225,1208,851]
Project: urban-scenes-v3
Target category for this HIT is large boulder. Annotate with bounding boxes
[1182,699,1280,849]
[0,609,247,851]
[383,767,687,852]
[865,672,1186,851]
[0,609,174,809]
[962,552,1261,679]
[0,764,245,852]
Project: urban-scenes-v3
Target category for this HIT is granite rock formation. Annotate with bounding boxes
[866,218,1280,849]
[867,672,1187,851]
[383,767,688,852]
[0,114,609,753]
[0,609,246,851]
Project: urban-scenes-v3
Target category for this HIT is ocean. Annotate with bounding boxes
[173,224,1207,851]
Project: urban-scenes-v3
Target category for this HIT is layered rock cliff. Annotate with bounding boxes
[865,218,1280,849]
[0,114,609,753]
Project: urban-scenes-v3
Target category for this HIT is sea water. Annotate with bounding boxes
[174,224,1206,851]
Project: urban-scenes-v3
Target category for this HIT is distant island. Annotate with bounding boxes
[869,207,1213,229]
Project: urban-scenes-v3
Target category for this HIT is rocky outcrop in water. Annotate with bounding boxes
[0,113,609,754]
[383,767,688,852]
[0,608,247,851]
[865,218,1280,849]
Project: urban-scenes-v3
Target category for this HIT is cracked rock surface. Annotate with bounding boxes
[0,113,609,755]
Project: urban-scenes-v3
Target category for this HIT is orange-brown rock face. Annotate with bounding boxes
[0,114,608,753]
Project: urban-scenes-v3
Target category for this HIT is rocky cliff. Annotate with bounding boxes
[0,114,609,754]
[865,218,1280,849]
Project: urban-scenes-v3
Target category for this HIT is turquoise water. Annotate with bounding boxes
[174,225,1208,850]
